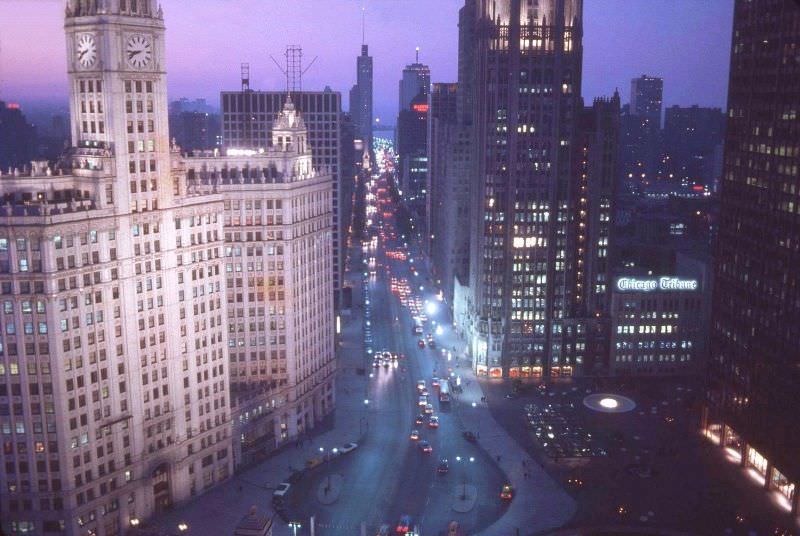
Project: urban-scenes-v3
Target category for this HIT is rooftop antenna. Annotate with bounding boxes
[241,63,250,92]
[270,45,318,93]
[415,46,419,63]
[241,63,253,147]
[362,8,366,46]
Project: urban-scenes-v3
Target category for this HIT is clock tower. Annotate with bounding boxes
[65,0,170,214]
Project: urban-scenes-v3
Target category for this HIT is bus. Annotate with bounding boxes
[439,381,450,403]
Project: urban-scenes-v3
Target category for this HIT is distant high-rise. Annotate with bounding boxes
[397,93,429,215]
[622,75,664,188]
[630,74,663,130]
[663,105,725,189]
[398,49,431,112]
[349,43,373,150]
[170,110,221,151]
[0,101,37,169]
[703,0,800,515]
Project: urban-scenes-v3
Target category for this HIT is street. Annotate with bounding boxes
[285,162,506,535]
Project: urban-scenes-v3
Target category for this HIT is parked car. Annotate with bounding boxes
[340,442,358,454]
[500,483,514,501]
[272,482,291,504]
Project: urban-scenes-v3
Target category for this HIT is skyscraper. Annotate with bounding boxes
[396,93,429,215]
[0,101,37,169]
[459,0,599,379]
[0,2,233,533]
[663,105,725,189]
[630,74,664,130]
[427,82,468,303]
[703,0,800,515]
[349,44,373,150]
[398,49,431,113]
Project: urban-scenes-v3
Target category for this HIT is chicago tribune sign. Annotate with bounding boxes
[616,277,699,292]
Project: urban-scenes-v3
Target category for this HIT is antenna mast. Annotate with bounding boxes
[270,46,318,94]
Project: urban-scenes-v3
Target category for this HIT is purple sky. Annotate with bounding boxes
[0,0,733,122]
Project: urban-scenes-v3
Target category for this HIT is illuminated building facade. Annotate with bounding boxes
[458,0,618,378]
[186,97,336,467]
[703,0,800,518]
[220,90,345,306]
[0,2,233,534]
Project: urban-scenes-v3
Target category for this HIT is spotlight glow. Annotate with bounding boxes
[599,397,619,409]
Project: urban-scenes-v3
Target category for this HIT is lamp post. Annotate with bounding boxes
[177,522,189,533]
[288,521,302,536]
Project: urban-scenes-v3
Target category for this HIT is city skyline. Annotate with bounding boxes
[0,0,733,121]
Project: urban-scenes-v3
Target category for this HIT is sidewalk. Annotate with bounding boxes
[150,249,369,536]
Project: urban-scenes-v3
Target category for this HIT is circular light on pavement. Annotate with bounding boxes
[583,393,636,413]
[599,397,619,409]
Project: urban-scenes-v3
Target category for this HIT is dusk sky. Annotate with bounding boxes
[0,0,734,122]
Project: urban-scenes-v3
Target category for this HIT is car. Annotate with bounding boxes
[424,403,434,414]
[418,395,428,407]
[409,429,420,441]
[428,416,439,428]
[418,340,425,348]
[340,442,358,454]
[416,380,426,391]
[373,360,381,368]
[431,378,440,388]
[382,351,392,361]
[418,440,433,453]
[272,482,291,504]
[437,458,449,474]
[383,359,390,368]
[500,484,514,501]
[415,414,426,425]
[420,388,429,397]
[413,325,423,335]
[395,515,412,534]
[463,431,477,442]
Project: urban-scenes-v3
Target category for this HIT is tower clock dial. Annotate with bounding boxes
[126,35,152,69]
[76,34,97,68]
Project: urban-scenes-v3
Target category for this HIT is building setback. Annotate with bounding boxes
[220,89,345,305]
[703,0,800,518]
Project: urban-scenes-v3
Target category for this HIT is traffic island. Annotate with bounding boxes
[316,473,344,505]
[451,484,477,513]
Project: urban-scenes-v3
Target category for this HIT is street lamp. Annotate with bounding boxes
[129,518,140,528]
[177,523,189,533]
[289,522,302,536]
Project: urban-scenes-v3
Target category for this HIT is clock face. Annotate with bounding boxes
[76,34,97,68]
[126,35,152,69]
